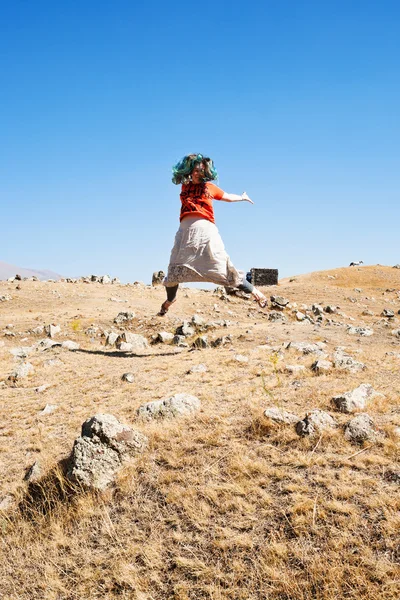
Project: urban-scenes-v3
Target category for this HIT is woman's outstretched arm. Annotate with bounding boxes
[220,191,254,204]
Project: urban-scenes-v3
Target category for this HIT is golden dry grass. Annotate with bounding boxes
[0,265,399,599]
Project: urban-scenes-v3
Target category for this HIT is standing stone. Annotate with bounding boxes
[67,414,148,490]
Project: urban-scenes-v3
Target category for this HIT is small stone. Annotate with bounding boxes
[8,361,34,382]
[295,311,306,321]
[10,346,33,359]
[391,329,400,338]
[45,324,61,338]
[121,372,135,383]
[0,495,14,511]
[187,364,208,374]
[114,311,136,325]
[106,332,119,346]
[311,359,333,374]
[324,305,337,314]
[62,340,80,350]
[192,335,209,348]
[285,365,305,374]
[234,354,248,363]
[24,460,41,482]
[176,321,195,337]
[362,310,374,316]
[382,309,395,318]
[347,326,374,336]
[38,403,58,415]
[157,331,175,343]
[35,384,51,393]
[333,347,366,372]
[118,342,134,352]
[264,407,299,424]
[268,311,287,322]
[173,335,188,347]
[211,335,232,347]
[31,325,45,335]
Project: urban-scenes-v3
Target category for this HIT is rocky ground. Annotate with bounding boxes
[0,265,399,600]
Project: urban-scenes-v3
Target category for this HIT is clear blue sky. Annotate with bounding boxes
[1,0,399,282]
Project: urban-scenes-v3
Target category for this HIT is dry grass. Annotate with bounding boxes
[0,265,399,599]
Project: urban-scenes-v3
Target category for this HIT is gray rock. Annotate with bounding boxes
[173,335,188,347]
[211,335,232,347]
[295,311,306,321]
[106,332,119,346]
[234,354,248,363]
[187,364,208,374]
[264,407,299,424]
[0,495,14,511]
[333,347,366,372]
[67,414,148,490]
[393,264,400,269]
[344,413,383,443]
[191,314,205,328]
[8,361,34,381]
[35,384,51,393]
[382,309,395,318]
[137,393,201,420]
[114,312,136,325]
[62,340,80,350]
[192,335,209,348]
[295,409,337,437]
[285,365,305,374]
[45,324,61,338]
[287,341,327,355]
[311,359,333,374]
[268,311,287,322]
[391,329,400,338]
[118,342,134,352]
[111,277,120,284]
[36,338,61,351]
[312,304,324,315]
[176,321,195,337]
[347,326,374,336]
[157,331,175,343]
[324,305,337,314]
[31,325,45,335]
[116,333,148,352]
[361,310,374,316]
[0,294,12,302]
[24,460,41,482]
[333,384,382,413]
[38,403,58,415]
[10,346,33,359]
[121,372,135,383]
[101,275,111,284]
[270,295,290,310]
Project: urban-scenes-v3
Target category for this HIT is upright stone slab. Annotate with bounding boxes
[249,268,279,286]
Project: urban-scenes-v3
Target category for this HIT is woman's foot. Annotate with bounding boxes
[158,299,176,316]
[252,289,268,308]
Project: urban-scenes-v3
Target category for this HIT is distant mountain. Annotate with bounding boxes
[0,260,63,281]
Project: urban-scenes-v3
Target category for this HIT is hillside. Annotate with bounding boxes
[0,260,62,281]
[0,265,399,599]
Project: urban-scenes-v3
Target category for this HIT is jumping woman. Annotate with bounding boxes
[159,153,267,315]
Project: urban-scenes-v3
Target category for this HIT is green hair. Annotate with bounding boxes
[172,153,218,185]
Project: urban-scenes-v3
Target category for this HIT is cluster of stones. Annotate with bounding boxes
[264,382,385,443]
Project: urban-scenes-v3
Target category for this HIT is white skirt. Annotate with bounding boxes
[163,216,243,287]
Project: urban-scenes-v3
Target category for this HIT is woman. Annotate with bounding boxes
[159,153,267,315]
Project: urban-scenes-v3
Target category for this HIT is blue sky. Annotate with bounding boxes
[1,0,399,282]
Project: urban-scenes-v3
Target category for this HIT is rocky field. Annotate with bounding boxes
[0,265,399,599]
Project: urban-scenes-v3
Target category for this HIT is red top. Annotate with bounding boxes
[180,182,225,224]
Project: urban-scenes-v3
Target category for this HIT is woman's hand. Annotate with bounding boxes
[241,192,254,204]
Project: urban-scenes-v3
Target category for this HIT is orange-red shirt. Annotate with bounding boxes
[180,182,225,224]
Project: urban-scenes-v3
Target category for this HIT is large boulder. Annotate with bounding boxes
[67,414,148,490]
[137,393,201,420]
[116,332,148,352]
